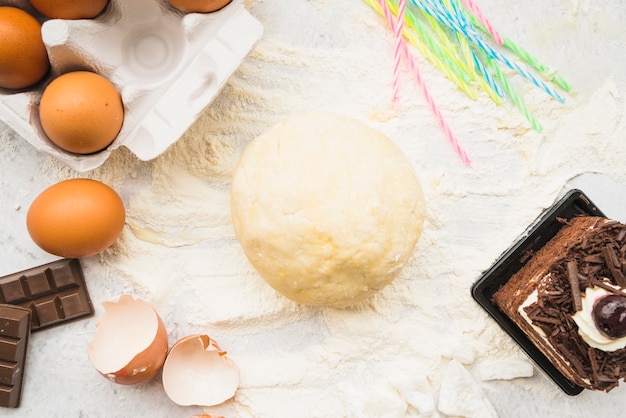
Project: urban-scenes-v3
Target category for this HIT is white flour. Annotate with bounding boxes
[104,1,626,415]
[3,0,626,417]
[99,0,626,416]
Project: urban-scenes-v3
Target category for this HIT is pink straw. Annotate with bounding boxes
[464,0,503,45]
[392,0,406,102]
[378,0,472,166]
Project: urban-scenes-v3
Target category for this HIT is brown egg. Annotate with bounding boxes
[39,71,124,155]
[26,178,126,258]
[0,6,50,90]
[167,0,232,13]
[28,0,109,19]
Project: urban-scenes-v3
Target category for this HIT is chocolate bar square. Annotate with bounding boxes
[0,304,31,408]
[0,259,94,331]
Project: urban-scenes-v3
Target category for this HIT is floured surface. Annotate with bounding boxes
[1,0,626,416]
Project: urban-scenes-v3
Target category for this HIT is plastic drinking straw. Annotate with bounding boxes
[451,0,565,102]
[374,0,472,166]
[502,38,573,92]
[438,0,504,102]
[463,0,503,45]
[452,0,566,106]
[391,0,405,101]
[368,0,477,98]
[466,14,572,92]
[488,56,543,132]
[414,0,565,103]
[403,4,473,82]
[402,28,479,99]
[470,48,504,101]
[389,0,479,98]
[393,0,406,102]
[411,0,449,26]
[451,0,542,130]
[424,0,544,127]
[419,7,464,69]
[466,51,503,105]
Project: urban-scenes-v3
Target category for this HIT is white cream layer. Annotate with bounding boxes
[573,286,626,352]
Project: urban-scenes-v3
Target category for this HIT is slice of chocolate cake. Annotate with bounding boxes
[493,216,626,391]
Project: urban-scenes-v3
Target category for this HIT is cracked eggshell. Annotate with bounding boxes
[163,334,240,407]
[87,294,168,385]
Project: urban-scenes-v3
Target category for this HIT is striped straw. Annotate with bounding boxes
[489,58,542,132]
[463,0,503,44]
[470,48,503,98]
[391,0,479,98]
[501,38,573,92]
[455,0,565,102]
[392,0,406,102]
[414,0,565,102]
[465,13,572,92]
[375,0,472,166]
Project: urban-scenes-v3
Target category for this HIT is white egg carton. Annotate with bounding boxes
[0,0,263,171]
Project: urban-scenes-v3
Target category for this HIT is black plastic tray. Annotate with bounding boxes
[471,189,605,396]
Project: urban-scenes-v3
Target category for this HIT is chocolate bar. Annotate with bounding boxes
[0,259,93,331]
[0,304,31,408]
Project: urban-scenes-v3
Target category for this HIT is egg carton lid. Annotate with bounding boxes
[0,1,263,172]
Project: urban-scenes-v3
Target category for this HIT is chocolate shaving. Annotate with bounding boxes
[602,245,619,268]
[584,254,605,263]
[600,356,609,374]
[572,332,590,357]
[529,314,562,325]
[588,347,600,385]
[603,246,626,286]
[557,343,586,376]
[567,261,582,311]
[546,307,561,317]
[545,290,563,296]
[612,266,626,287]
[591,279,626,297]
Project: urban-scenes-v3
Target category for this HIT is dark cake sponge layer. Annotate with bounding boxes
[493,216,626,391]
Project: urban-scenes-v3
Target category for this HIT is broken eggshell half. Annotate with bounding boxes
[87,294,168,385]
[162,334,240,406]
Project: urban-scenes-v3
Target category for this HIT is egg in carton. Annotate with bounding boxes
[0,0,263,172]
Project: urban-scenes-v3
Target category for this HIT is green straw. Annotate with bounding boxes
[388,0,480,98]
[468,14,572,92]
[403,28,479,99]
[488,56,543,132]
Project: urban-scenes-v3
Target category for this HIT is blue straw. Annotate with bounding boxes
[410,0,565,103]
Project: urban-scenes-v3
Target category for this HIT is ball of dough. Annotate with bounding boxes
[230,112,426,308]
